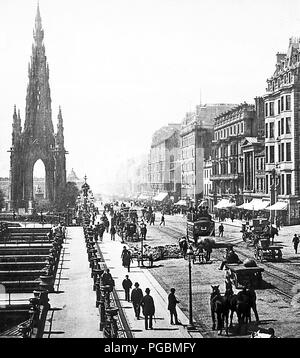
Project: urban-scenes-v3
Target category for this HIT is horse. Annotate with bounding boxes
[210,285,230,336]
[236,288,251,334]
[270,226,279,245]
[179,237,188,258]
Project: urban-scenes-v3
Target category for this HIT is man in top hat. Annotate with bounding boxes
[131,282,144,319]
[140,288,155,330]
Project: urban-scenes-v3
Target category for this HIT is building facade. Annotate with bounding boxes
[210,102,261,207]
[180,104,236,205]
[148,124,181,201]
[263,38,300,224]
[203,158,213,211]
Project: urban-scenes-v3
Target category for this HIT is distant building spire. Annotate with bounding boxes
[33,2,44,46]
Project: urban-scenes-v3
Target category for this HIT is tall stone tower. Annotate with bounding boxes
[9,4,67,212]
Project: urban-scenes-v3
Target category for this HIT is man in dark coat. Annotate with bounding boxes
[131,282,144,319]
[140,288,155,330]
[123,250,133,272]
[168,288,180,325]
[293,234,299,254]
[122,275,132,302]
[140,224,147,241]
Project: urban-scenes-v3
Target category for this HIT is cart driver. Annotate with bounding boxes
[219,246,241,270]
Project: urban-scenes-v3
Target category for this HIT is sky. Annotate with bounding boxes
[1,0,300,193]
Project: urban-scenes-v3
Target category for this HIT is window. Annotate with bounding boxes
[269,122,274,138]
[281,118,284,135]
[266,175,269,194]
[266,146,269,163]
[230,126,232,134]
[256,158,259,170]
[241,122,244,133]
[278,99,281,114]
[277,120,281,137]
[286,95,291,110]
[265,103,268,117]
[288,72,291,83]
[281,174,285,195]
[287,174,292,195]
[281,96,284,111]
[265,123,268,138]
[270,145,275,163]
[278,144,281,162]
[269,102,274,116]
[286,117,291,134]
[286,142,291,161]
[281,143,285,161]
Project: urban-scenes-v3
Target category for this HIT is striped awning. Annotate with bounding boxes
[266,201,288,211]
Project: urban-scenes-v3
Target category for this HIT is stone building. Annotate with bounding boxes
[180,103,236,205]
[241,97,266,203]
[263,38,300,224]
[148,124,181,202]
[67,169,84,190]
[203,158,213,211]
[210,102,262,207]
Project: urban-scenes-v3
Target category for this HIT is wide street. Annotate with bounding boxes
[136,212,300,338]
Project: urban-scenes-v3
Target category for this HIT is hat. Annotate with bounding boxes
[134,282,139,287]
[170,288,175,293]
[145,288,150,293]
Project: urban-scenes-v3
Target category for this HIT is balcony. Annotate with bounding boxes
[211,174,239,181]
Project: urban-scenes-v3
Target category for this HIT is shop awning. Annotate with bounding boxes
[153,192,169,202]
[138,194,150,200]
[214,199,236,209]
[174,199,187,206]
[266,201,288,211]
[198,200,207,207]
[243,199,270,211]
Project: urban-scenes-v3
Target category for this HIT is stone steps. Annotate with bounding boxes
[0,254,48,262]
[0,247,52,256]
[0,262,47,270]
[0,269,44,280]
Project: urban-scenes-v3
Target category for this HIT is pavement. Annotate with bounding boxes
[44,227,101,338]
[44,220,202,338]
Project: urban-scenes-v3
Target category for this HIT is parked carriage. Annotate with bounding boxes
[254,238,283,262]
[225,263,264,289]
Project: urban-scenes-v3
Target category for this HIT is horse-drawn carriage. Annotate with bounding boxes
[254,238,283,262]
[187,213,215,245]
[225,263,264,289]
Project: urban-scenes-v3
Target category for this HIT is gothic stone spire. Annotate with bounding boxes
[24,3,54,142]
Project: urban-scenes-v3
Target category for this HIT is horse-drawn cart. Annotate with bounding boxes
[254,245,283,262]
[225,263,264,289]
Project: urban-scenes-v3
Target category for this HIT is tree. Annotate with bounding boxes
[0,189,5,211]
[55,182,80,212]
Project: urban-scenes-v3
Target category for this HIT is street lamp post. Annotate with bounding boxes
[186,247,195,330]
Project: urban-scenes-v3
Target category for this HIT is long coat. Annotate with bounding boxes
[168,293,179,311]
[131,288,143,304]
[140,294,155,315]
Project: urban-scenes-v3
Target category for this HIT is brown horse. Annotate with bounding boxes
[210,285,230,336]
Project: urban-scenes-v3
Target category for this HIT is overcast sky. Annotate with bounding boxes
[1,0,300,192]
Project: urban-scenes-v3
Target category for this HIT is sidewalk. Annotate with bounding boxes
[44,227,101,338]
[98,230,202,338]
